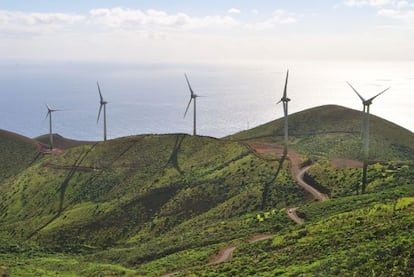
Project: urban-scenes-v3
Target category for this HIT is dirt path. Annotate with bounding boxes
[295,166,329,202]
[287,207,304,225]
[245,141,329,201]
[246,141,329,225]
[208,246,237,265]
[159,233,273,276]
[159,142,329,276]
[247,234,273,243]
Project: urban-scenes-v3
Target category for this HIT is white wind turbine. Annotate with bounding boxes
[45,104,60,150]
[276,70,290,156]
[184,73,203,136]
[347,81,390,194]
[96,82,108,141]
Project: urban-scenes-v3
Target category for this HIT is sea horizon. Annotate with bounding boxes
[1,59,413,141]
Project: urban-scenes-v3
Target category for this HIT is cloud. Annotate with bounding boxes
[89,7,239,30]
[228,8,241,14]
[344,0,414,7]
[0,10,84,35]
[247,9,298,30]
[251,9,259,15]
[378,8,414,22]
[344,0,394,7]
[0,7,240,38]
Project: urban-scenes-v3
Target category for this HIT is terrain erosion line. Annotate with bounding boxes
[294,166,329,202]
[158,234,273,277]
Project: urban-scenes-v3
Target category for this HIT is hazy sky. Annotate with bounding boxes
[1,0,414,62]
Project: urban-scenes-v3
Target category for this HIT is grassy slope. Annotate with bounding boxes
[183,187,414,276]
[0,129,40,183]
[229,105,414,160]
[0,105,413,276]
[35,133,95,149]
[0,133,305,275]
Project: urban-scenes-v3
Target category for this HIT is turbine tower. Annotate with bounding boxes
[347,82,390,194]
[184,73,199,136]
[45,104,59,150]
[277,70,290,156]
[97,82,108,141]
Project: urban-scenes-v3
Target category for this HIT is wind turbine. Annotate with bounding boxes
[96,82,108,141]
[347,81,390,194]
[277,70,290,156]
[45,104,60,150]
[184,73,200,136]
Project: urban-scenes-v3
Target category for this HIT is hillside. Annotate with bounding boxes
[0,133,307,275]
[229,105,414,161]
[35,133,95,150]
[0,129,39,183]
[0,105,413,276]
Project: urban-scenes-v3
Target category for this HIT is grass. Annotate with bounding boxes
[0,105,413,275]
[0,129,40,183]
[228,105,414,160]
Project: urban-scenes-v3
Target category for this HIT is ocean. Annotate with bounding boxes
[0,60,413,140]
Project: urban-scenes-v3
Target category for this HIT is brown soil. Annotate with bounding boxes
[247,234,273,243]
[245,142,284,159]
[208,246,237,264]
[331,159,363,168]
[38,144,64,155]
[287,207,304,225]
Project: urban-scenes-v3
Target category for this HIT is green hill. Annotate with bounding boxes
[0,134,303,271]
[0,105,413,276]
[35,133,95,150]
[0,129,39,183]
[229,105,414,161]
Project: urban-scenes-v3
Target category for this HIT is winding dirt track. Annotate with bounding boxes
[295,166,329,202]
[158,234,274,277]
[208,246,237,265]
[287,207,304,225]
[159,143,329,276]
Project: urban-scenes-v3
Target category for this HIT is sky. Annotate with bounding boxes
[1,0,414,63]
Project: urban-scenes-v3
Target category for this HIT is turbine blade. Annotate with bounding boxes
[97,82,104,102]
[276,100,282,104]
[184,98,192,118]
[368,87,390,102]
[283,69,289,98]
[97,104,103,123]
[346,81,366,102]
[45,103,52,112]
[44,111,50,120]
[184,73,195,97]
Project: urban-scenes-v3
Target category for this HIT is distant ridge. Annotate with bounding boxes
[0,129,39,182]
[229,105,414,160]
[0,129,38,147]
[35,133,96,150]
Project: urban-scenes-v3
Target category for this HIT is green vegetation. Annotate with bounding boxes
[229,105,414,160]
[0,133,303,275]
[0,105,413,276]
[187,198,414,276]
[0,130,39,183]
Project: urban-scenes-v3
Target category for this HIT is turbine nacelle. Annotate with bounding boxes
[278,96,291,103]
[45,104,60,119]
[347,81,390,109]
[277,70,290,104]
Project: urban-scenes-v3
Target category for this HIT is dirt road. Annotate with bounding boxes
[295,166,329,202]
[287,207,304,225]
